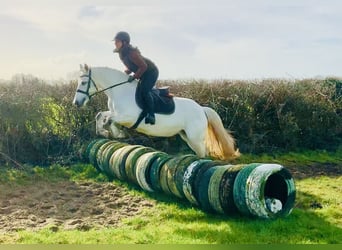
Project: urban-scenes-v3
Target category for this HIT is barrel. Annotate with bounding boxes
[233,163,296,219]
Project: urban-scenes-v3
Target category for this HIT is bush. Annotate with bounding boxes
[0,75,341,166]
[0,75,106,165]
[165,78,342,153]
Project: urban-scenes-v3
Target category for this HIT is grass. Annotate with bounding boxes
[231,147,342,166]
[0,149,341,244]
[9,176,341,244]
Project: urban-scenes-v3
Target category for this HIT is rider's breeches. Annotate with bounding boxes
[137,68,159,114]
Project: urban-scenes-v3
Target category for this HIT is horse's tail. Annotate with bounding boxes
[203,107,240,161]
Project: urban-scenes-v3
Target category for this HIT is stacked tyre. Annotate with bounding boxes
[84,139,296,219]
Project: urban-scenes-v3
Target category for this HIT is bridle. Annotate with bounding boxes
[77,69,98,99]
[77,69,130,99]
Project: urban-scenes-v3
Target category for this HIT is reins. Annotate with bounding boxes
[77,69,130,99]
[89,79,130,98]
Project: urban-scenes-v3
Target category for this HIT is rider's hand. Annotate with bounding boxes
[127,75,135,82]
[125,69,132,75]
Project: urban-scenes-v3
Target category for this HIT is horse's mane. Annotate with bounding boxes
[93,66,124,75]
[92,66,129,81]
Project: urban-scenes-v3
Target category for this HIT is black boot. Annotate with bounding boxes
[145,113,155,125]
[144,92,155,125]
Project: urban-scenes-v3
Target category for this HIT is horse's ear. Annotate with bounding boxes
[85,64,89,72]
[80,64,84,71]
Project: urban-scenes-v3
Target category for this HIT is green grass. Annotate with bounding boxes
[231,147,342,166]
[0,150,341,244]
[9,176,341,244]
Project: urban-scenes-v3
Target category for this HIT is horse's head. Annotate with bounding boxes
[72,64,98,107]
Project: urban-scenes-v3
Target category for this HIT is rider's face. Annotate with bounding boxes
[114,39,123,50]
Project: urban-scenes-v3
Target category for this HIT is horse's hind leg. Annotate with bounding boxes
[179,129,206,158]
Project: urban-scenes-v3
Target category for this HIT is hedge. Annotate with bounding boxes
[0,75,341,165]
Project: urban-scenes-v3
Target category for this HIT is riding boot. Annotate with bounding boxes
[144,92,155,125]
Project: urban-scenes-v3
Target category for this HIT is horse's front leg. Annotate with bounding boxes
[95,111,111,138]
[108,121,126,138]
[95,111,126,139]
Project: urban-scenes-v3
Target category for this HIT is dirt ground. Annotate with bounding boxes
[285,163,342,179]
[0,180,154,232]
[0,163,340,233]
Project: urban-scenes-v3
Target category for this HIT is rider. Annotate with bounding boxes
[113,31,158,125]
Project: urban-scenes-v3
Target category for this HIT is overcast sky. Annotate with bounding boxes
[1,0,341,80]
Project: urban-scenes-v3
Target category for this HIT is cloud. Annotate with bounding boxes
[0,0,342,80]
[78,5,104,19]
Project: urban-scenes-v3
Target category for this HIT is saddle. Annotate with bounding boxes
[131,86,175,129]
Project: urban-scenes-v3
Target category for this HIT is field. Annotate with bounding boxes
[0,77,341,244]
[0,150,341,244]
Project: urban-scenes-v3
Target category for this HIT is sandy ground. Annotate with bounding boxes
[0,180,154,232]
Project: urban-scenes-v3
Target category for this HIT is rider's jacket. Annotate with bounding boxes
[118,44,158,79]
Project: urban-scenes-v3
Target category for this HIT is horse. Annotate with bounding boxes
[73,64,240,160]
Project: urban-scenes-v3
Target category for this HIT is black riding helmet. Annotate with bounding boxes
[113,31,130,44]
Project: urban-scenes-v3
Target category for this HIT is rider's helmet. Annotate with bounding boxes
[113,31,130,44]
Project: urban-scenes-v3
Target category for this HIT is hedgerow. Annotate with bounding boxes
[0,75,341,165]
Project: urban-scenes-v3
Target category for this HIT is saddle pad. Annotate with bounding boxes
[135,87,175,115]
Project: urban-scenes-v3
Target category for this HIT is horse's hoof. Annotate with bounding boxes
[97,129,110,138]
[115,132,126,139]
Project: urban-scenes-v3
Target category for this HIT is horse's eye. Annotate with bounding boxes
[81,81,87,85]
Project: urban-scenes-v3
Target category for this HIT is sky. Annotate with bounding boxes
[1,0,341,81]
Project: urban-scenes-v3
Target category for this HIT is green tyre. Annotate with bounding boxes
[159,157,174,196]
[192,161,222,204]
[174,155,199,199]
[197,166,220,212]
[125,147,155,185]
[233,163,296,219]
[96,141,118,173]
[88,139,111,172]
[149,154,172,192]
[219,164,246,214]
[85,139,101,162]
[182,159,212,205]
[166,155,195,199]
[101,142,127,178]
[208,164,232,214]
[109,145,141,181]
[135,151,163,192]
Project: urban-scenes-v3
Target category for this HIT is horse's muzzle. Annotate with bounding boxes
[73,98,83,107]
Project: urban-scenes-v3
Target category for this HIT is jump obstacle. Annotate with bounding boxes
[83,139,296,219]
